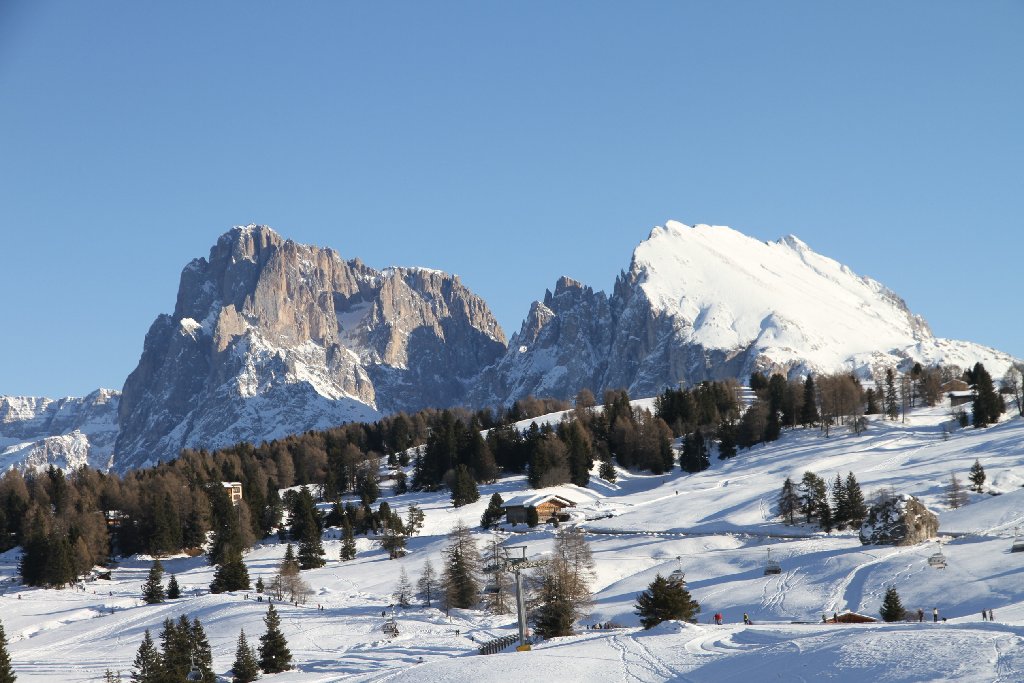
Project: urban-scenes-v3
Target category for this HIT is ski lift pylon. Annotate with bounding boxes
[764,547,782,575]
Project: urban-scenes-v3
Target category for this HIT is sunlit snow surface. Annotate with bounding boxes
[5,401,1024,681]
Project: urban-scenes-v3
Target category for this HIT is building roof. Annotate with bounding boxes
[502,493,577,509]
[222,481,243,488]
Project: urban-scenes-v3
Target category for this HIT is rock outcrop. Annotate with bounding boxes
[859,494,939,546]
[113,226,505,470]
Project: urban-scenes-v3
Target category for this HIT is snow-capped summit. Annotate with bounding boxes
[474,221,1015,405]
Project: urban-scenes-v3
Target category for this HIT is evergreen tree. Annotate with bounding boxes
[880,586,906,622]
[141,559,165,604]
[231,630,260,683]
[258,604,292,673]
[777,477,800,524]
[844,472,867,527]
[885,369,900,420]
[0,619,11,683]
[800,376,820,426]
[532,570,576,639]
[634,574,700,629]
[130,629,160,683]
[480,493,505,529]
[716,419,737,459]
[417,559,439,608]
[189,618,215,683]
[211,551,251,593]
[831,473,848,529]
[969,459,986,493]
[972,363,1003,428]
[799,472,828,524]
[339,520,357,561]
[450,464,480,508]
[679,430,710,473]
[865,387,880,415]
[441,522,481,610]
[947,473,969,509]
[166,574,181,600]
[255,576,265,594]
[394,567,413,607]
[404,504,425,536]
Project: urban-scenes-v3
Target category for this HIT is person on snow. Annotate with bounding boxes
[714,612,723,625]
[933,608,939,623]
[917,608,924,622]
[743,613,751,625]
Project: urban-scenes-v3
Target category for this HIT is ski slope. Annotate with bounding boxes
[4,401,1024,681]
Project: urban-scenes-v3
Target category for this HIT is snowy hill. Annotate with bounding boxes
[5,399,1024,681]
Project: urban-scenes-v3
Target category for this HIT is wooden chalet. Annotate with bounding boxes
[502,493,577,524]
[222,481,243,505]
[948,390,975,408]
[826,611,878,624]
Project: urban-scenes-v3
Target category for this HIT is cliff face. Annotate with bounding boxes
[113,226,505,470]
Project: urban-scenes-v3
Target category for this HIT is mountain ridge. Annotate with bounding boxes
[2,221,1018,471]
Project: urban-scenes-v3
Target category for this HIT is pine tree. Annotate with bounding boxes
[297,516,326,570]
[404,504,425,536]
[844,472,867,527]
[130,629,160,683]
[969,459,986,493]
[189,618,215,683]
[231,630,260,683]
[166,574,181,600]
[880,586,906,622]
[339,520,357,561]
[417,559,439,608]
[141,559,165,604]
[255,577,265,594]
[865,387,879,415]
[831,474,848,529]
[679,430,710,473]
[800,376,820,426]
[0,620,13,683]
[394,567,413,607]
[634,574,700,629]
[947,473,969,509]
[885,369,900,421]
[258,604,292,673]
[532,570,576,639]
[777,477,800,524]
[441,522,481,610]
[480,493,505,529]
[799,472,828,525]
[450,464,480,508]
[211,551,251,593]
[972,363,1003,428]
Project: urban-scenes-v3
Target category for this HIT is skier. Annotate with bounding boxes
[989,609,995,621]
[743,613,751,625]
[714,612,723,625]
[933,607,939,623]
[982,610,988,621]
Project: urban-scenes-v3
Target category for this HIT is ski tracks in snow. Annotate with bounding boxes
[610,632,683,683]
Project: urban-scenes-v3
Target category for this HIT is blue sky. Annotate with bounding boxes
[1,2,1021,398]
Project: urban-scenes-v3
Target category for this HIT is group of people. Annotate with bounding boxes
[711,612,752,625]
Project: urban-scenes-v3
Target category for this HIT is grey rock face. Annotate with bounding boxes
[0,389,119,470]
[114,226,505,470]
[859,494,939,546]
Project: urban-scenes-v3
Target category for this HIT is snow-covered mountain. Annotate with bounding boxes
[113,225,506,470]
[474,222,1016,405]
[0,389,119,470]
[1,220,1018,471]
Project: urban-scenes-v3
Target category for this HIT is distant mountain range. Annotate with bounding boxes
[1,222,1016,472]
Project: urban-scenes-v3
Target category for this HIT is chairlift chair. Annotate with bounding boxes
[669,555,686,585]
[927,541,947,569]
[764,548,782,575]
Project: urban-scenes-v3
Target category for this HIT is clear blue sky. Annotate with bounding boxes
[1,2,1021,398]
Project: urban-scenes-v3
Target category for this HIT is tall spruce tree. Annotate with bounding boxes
[339,520,357,561]
[634,574,700,629]
[778,477,800,525]
[231,630,260,683]
[189,618,215,683]
[972,363,1003,428]
[211,550,251,593]
[130,629,160,683]
[885,369,900,420]
[844,472,867,527]
[800,376,820,426]
[480,493,505,529]
[880,586,906,622]
[258,604,292,673]
[831,474,848,529]
[417,559,439,608]
[141,559,165,604]
[450,464,480,508]
[0,619,13,683]
[166,574,181,600]
[969,459,986,493]
[441,522,481,610]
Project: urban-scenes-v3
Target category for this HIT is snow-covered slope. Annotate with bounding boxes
[0,389,119,470]
[5,401,1024,681]
[476,222,1017,405]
